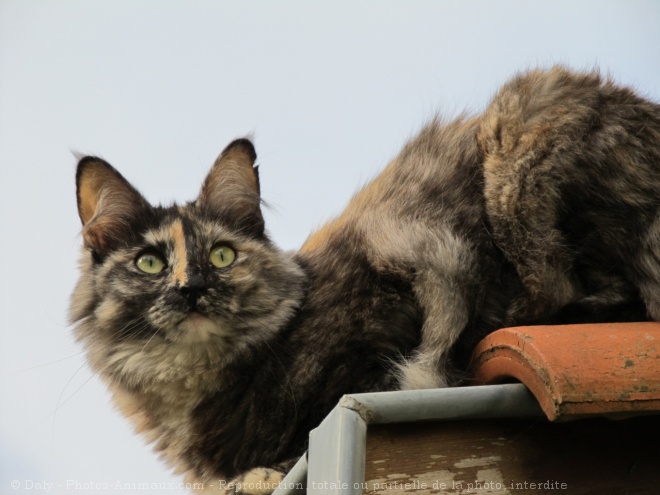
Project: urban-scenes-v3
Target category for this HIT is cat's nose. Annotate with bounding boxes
[177,274,207,308]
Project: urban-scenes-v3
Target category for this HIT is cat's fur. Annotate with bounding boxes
[70,66,660,493]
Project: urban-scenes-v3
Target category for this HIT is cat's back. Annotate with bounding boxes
[300,116,485,258]
[480,66,660,179]
[480,66,660,239]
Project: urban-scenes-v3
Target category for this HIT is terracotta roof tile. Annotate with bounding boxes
[470,322,660,421]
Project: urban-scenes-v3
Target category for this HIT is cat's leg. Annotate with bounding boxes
[480,132,580,320]
[364,212,481,388]
[369,223,477,389]
[397,263,472,389]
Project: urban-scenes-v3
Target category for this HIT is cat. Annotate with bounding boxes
[70,66,660,493]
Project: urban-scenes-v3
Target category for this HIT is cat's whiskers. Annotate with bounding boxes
[1,351,86,378]
[139,326,163,354]
[47,362,94,451]
[108,316,152,343]
[106,324,136,343]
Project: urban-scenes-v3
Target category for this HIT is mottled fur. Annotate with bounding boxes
[70,67,660,492]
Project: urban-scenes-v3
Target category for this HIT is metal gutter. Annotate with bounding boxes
[273,383,542,495]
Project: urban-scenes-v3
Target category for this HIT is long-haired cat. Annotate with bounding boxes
[70,66,660,493]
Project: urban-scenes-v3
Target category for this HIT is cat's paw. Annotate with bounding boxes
[223,468,285,495]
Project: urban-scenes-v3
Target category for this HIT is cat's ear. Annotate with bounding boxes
[76,157,151,256]
[197,138,264,237]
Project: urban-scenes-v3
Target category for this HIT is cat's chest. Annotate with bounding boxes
[108,378,211,471]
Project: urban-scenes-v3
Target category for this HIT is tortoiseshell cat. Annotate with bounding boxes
[70,66,660,493]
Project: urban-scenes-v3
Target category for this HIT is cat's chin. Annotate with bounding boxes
[174,312,228,344]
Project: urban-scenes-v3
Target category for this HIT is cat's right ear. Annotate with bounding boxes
[197,139,265,237]
[76,157,150,258]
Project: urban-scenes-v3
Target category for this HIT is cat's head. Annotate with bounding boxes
[70,139,306,387]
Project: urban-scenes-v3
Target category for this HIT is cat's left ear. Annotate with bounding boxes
[197,138,264,237]
[76,157,151,256]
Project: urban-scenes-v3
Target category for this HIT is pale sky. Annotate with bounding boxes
[1,1,659,494]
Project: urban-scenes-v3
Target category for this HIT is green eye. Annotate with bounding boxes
[136,252,166,274]
[210,245,236,268]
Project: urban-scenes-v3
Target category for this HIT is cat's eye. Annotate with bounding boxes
[136,252,166,274]
[210,245,236,269]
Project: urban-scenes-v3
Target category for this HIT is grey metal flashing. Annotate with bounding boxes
[276,383,542,495]
[347,383,542,424]
[307,403,368,495]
